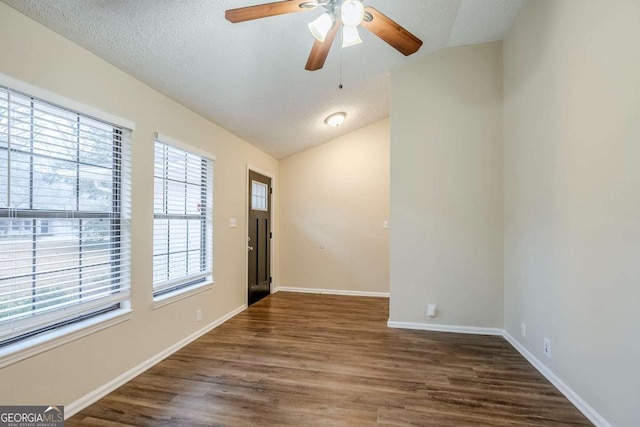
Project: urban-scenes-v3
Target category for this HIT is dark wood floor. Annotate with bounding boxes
[68,292,591,426]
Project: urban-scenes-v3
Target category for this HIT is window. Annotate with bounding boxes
[0,86,131,347]
[251,180,268,211]
[153,136,213,297]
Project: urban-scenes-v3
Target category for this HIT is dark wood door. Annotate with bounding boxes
[248,171,271,305]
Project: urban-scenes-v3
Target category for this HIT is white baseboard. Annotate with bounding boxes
[275,286,389,298]
[502,331,612,427]
[387,320,503,336]
[65,304,247,419]
[64,297,611,427]
[388,322,611,426]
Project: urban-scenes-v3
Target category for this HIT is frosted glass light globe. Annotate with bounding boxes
[341,1,365,27]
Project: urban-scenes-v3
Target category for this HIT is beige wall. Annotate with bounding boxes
[504,1,640,425]
[278,120,390,294]
[390,42,504,327]
[0,3,278,407]
[3,0,637,424]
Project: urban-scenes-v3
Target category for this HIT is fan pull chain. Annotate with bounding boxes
[339,43,343,89]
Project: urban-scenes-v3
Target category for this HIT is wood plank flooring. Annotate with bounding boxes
[67,292,592,426]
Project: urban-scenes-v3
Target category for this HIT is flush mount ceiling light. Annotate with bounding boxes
[325,112,346,127]
[225,0,424,71]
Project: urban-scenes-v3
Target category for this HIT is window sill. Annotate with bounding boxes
[0,308,133,369]
[152,281,215,310]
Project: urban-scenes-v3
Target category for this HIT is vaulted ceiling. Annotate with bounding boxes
[1,0,526,158]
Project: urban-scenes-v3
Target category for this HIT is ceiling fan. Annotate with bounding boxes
[225,0,423,71]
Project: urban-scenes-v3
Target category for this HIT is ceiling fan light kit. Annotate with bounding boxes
[225,0,423,71]
[341,25,362,48]
[308,12,335,42]
[340,0,365,27]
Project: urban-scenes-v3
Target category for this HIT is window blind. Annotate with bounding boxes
[153,139,213,296]
[0,86,131,345]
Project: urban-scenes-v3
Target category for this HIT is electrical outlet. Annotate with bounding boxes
[543,337,551,358]
[196,309,202,322]
[521,323,527,338]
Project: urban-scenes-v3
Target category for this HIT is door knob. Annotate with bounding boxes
[248,246,254,251]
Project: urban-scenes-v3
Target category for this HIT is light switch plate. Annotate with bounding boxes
[229,218,237,228]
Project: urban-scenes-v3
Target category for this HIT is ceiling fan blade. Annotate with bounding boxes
[305,18,340,71]
[225,0,316,23]
[360,7,423,56]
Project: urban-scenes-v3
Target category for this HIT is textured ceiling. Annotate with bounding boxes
[1,0,526,159]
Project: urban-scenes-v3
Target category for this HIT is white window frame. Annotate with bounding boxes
[152,133,214,307]
[0,74,134,368]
